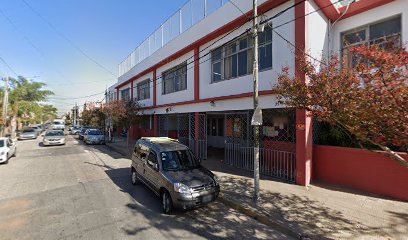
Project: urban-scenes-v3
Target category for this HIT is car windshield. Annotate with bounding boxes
[23,128,35,133]
[88,130,102,135]
[45,131,64,136]
[0,140,4,147]
[160,150,200,171]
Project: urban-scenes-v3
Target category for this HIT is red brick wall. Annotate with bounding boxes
[313,145,408,201]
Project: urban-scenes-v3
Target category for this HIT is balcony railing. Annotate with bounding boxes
[118,0,230,77]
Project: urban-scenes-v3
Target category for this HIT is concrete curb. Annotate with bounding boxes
[218,194,305,239]
[104,143,131,158]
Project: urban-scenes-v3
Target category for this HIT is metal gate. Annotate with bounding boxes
[225,109,296,182]
[158,113,207,160]
[177,113,195,152]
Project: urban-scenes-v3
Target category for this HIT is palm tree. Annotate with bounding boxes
[7,76,54,136]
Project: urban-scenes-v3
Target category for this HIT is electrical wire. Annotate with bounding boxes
[0,6,75,85]
[113,0,344,96]
[21,0,117,77]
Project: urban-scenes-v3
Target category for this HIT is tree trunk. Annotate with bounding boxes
[377,145,408,168]
[364,138,408,168]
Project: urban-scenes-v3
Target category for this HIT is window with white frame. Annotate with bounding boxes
[342,16,401,68]
[137,79,150,100]
[121,88,130,101]
[211,25,272,82]
[162,62,187,94]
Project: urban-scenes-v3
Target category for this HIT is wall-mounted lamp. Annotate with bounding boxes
[210,101,216,107]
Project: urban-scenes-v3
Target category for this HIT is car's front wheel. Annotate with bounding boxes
[162,191,173,214]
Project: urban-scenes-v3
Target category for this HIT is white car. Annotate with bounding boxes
[0,137,17,164]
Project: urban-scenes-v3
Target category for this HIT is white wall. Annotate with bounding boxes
[199,1,296,100]
[331,0,408,54]
[118,0,273,84]
[155,51,195,106]
[132,72,154,107]
[150,94,280,115]
[308,0,329,68]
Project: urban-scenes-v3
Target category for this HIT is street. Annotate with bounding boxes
[0,134,290,240]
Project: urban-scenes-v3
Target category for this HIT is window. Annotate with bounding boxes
[147,151,158,168]
[137,79,150,100]
[211,25,272,82]
[140,115,153,129]
[162,62,187,94]
[342,16,401,68]
[121,88,131,101]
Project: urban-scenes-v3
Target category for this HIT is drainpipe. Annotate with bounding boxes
[327,0,356,60]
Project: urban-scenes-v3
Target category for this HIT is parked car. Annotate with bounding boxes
[18,128,39,140]
[83,129,105,145]
[70,126,81,135]
[130,137,220,214]
[42,130,66,146]
[51,119,65,130]
[78,127,91,140]
[29,125,43,134]
[0,138,17,164]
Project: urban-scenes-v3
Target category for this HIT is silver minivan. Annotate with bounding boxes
[130,137,220,214]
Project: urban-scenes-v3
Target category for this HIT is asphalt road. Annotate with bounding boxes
[0,134,289,240]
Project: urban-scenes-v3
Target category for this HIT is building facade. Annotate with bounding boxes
[107,0,407,186]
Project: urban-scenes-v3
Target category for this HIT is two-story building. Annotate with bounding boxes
[107,0,407,186]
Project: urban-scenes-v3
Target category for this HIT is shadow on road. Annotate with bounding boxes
[105,167,289,239]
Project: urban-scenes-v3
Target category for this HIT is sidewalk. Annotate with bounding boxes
[105,136,136,158]
[106,140,408,239]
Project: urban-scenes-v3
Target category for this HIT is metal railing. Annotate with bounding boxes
[119,0,230,77]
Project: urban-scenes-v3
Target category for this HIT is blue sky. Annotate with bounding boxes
[0,0,186,114]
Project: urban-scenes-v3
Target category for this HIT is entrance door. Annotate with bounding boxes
[207,116,224,148]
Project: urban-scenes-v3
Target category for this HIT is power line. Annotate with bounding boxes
[49,91,105,100]
[113,0,342,96]
[21,0,117,77]
[0,6,75,85]
[0,55,18,76]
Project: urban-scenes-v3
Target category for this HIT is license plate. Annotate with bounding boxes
[202,195,212,203]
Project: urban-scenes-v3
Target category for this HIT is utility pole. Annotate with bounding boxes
[1,76,9,137]
[252,0,261,203]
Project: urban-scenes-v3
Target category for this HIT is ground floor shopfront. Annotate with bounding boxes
[128,108,299,183]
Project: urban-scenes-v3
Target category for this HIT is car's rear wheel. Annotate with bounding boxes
[131,168,139,185]
[162,191,173,214]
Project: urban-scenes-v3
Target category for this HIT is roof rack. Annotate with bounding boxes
[141,137,179,143]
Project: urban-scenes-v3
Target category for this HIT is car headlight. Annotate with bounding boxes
[174,183,190,194]
[213,175,220,186]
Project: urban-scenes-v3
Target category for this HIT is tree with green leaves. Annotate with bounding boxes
[7,76,54,136]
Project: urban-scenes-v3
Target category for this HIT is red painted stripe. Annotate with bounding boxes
[153,69,157,107]
[139,90,275,110]
[340,0,395,20]
[116,0,289,89]
[314,0,340,21]
[130,81,134,100]
[194,46,200,101]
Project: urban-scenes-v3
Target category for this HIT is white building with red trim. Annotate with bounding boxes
[107,0,407,189]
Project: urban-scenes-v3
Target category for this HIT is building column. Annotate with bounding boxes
[194,112,200,156]
[116,88,119,101]
[295,0,313,186]
[194,46,200,101]
[153,69,157,107]
[153,114,158,137]
[130,81,134,100]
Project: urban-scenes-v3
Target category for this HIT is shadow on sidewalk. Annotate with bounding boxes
[105,167,290,239]
[218,174,402,239]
